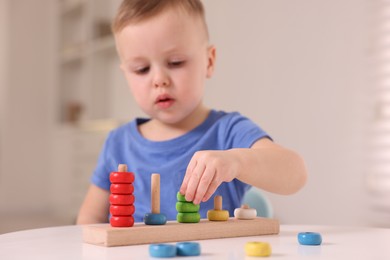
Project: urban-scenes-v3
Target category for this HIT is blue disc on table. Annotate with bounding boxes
[149,244,176,258]
[298,232,322,245]
[144,213,167,225]
[176,242,201,256]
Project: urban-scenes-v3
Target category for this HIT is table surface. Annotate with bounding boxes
[0,224,389,259]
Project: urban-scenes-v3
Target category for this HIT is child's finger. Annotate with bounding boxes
[184,162,205,203]
[192,166,216,205]
[180,159,197,194]
[202,175,220,202]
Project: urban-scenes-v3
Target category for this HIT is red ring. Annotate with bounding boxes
[110,216,134,227]
[110,172,135,184]
[110,183,134,194]
[109,194,135,205]
[110,205,135,216]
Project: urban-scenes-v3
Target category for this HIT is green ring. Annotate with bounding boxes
[177,212,200,223]
[176,202,200,213]
[177,192,190,202]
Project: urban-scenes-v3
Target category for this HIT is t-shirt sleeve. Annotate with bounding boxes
[90,132,115,191]
[222,113,271,149]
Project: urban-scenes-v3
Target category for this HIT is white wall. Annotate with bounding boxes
[0,0,9,186]
[203,0,372,225]
[0,0,55,213]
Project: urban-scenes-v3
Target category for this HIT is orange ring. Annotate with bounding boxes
[110,205,135,216]
[110,171,135,183]
[109,194,135,205]
[110,183,134,194]
[110,216,134,227]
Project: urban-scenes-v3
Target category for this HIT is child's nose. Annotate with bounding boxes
[153,69,170,88]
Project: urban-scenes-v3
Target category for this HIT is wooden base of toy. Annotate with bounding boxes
[83,217,279,247]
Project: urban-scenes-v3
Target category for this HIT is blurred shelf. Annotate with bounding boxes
[60,0,87,16]
[60,36,115,65]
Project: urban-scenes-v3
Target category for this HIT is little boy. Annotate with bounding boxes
[77,0,307,224]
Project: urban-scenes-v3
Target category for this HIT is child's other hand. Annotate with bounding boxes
[180,150,240,205]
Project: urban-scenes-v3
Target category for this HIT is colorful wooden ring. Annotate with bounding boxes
[177,212,201,223]
[176,242,201,256]
[245,241,272,257]
[207,210,229,221]
[109,171,135,183]
[144,213,167,225]
[234,206,257,220]
[176,192,190,202]
[149,244,176,258]
[298,232,322,245]
[109,194,135,205]
[110,205,135,216]
[110,215,134,227]
[110,183,134,194]
[176,202,200,213]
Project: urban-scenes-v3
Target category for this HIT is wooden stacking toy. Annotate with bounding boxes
[207,195,229,221]
[234,204,257,220]
[144,173,167,225]
[109,164,135,227]
[176,192,200,223]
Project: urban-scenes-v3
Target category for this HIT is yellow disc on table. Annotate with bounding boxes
[244,242,272,257]
[207,210,229,221]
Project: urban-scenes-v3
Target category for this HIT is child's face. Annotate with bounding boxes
[116,8,215,125]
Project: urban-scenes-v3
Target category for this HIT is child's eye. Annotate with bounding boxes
[168,61,185,68]
[134,66,150,75]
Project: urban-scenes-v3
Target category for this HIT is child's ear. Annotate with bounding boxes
[206,45,216,78]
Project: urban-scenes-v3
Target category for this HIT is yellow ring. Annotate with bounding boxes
[244,242,271,257]
[207,210,229,221]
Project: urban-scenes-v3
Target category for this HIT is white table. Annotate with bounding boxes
[0,224,389,259]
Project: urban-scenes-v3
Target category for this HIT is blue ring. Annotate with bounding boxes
[298,232,322,245]
[144,213,167,225]
[149,244,176,258]
[176,242,201,256]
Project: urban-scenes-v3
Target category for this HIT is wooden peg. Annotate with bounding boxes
[241,204,250,209]
[110,164,135,184]
[151,173,160,214]
[207,195,229,221]
[214,195,222,210]
[118,164,127,172]
[144,173,166,225]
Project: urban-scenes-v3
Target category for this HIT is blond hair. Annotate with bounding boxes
[112,0,208,38]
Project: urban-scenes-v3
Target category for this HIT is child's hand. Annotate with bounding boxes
[180,150,240,205]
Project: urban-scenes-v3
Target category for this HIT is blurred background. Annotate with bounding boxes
[1,0,389,234]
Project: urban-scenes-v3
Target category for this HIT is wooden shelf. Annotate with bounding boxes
[60,36,115,65]
[60,0,87,16]
[88,36,116,56]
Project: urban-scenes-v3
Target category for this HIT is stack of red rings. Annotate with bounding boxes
[109,165,135,227]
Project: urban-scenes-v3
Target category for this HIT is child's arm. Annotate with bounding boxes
[180,138,307,205]
[76,184,110,224]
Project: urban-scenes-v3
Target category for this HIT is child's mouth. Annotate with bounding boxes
[155,94,174,109]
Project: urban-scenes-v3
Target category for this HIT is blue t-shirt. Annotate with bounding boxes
[91,110,270,222]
